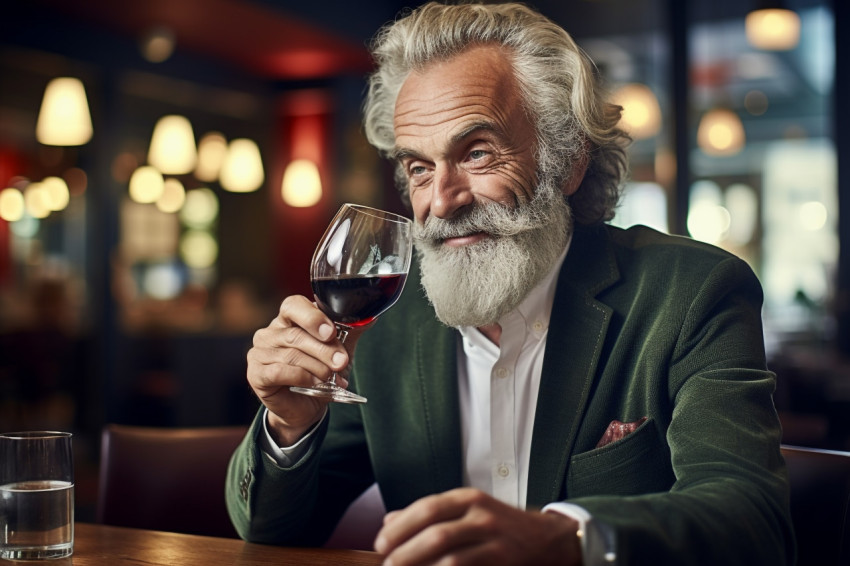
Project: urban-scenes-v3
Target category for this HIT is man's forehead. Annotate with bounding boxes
[395,45,517,103]
[392,46,522,154]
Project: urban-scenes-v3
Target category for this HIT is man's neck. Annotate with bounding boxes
[476,323,502,346]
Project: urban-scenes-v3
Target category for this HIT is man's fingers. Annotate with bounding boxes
[253,324,348,371]
[276,295,337,341]
[375,489,484,555]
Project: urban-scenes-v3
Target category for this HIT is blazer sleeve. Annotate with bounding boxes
[225,401,374,545]
[566,256,795,566]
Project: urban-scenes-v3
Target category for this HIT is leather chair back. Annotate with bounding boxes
[96,423,248,538]
[781,444,850,566]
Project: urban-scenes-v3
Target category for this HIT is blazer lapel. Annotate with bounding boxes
[527,224,620,508]
[414,312,464,495]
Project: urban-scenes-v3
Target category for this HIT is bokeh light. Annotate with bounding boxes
[179,188,218,229]
[129,165,165,204]
[156,178,186,213]
[180,230,218,268]
[0,187,25,222]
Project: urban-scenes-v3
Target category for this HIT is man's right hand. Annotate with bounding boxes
[246,295,353,447]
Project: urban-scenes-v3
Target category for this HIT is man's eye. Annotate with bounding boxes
[410,165,427,176]
[469,150,487,161]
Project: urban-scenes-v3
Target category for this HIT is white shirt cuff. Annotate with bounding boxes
[260,407,327,467]
[543,502,617,566]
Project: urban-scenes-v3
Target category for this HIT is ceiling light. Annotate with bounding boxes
[612,83,662,139]
[24,182,51,219]
[281,159,322,207]
[141,26,176,63]
[195,132,228,182]
[129,165,165,204]
[148,115,197,175]
[41,176,70,211]
[156,178,187,213]
[36,77,93,146]
[697,109,746,156]
[0,188,25,222]
[746,5,800,51]
[220,139,264,193]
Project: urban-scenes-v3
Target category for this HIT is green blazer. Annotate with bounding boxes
[226,223,795,565]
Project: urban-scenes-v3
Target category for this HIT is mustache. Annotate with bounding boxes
[413,200,547,243]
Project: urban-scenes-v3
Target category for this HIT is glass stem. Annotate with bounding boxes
[327,326,349,386]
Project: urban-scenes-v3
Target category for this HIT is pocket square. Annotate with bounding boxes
[596,417,648,448]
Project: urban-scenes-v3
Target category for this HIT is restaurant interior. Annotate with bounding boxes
[1,0,847,535]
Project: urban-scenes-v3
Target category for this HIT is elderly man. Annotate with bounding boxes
[226,3,795,565]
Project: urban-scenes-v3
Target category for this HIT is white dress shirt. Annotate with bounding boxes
[457,244,567,510]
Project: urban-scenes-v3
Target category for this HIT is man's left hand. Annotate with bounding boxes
[373,488,582,566]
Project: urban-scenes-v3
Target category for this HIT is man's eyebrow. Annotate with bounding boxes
[391,121,504,161]
[391,147,424,162]
[450,121,503,146]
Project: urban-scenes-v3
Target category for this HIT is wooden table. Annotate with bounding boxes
[1,523,383,565]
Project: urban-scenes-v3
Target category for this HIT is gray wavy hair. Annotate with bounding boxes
[363,1,631,225]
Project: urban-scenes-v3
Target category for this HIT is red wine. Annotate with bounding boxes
[312,273,407,327]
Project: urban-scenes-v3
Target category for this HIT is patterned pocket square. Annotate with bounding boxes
[596,416,648,448]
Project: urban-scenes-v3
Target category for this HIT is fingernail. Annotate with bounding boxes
[332,352,347,367]
[319,324,334,340]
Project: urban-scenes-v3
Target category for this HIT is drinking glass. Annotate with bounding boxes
[0,431,74,560]
[290,203,413,404]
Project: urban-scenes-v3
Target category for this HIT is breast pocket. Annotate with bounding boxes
[566,418,675,497]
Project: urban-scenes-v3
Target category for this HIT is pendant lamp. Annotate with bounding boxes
[36,77,93,146]
[220,138,264,193]
[746,1,800,51]
[148,115,197,175]
[281,159,322,207]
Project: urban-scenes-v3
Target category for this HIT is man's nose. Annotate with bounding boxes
[430,164,473,219]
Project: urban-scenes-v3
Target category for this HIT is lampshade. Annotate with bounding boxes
[129,165,165,204]
[220,138,264,193]
[745,7,800,51]
[195,132,228,182]
[148,115,197,175]
[612,83,662,139]
[36,77,93,146]
[281,159,322,207]
[697,109,746,156]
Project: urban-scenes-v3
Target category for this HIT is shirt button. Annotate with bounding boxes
[494,367,509,379]
[497,464,510,478]
[533,320,546,333]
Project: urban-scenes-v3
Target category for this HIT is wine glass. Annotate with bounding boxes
[290,203,412,404]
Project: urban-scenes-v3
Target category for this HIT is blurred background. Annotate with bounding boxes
[0,0,845,518]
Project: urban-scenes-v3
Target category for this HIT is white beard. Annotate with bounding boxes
[414,181,571,328]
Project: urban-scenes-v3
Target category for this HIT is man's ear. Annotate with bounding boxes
[562,148,589,197]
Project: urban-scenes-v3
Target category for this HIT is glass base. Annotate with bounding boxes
[1,543,73,561]
[290,382,367,404]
